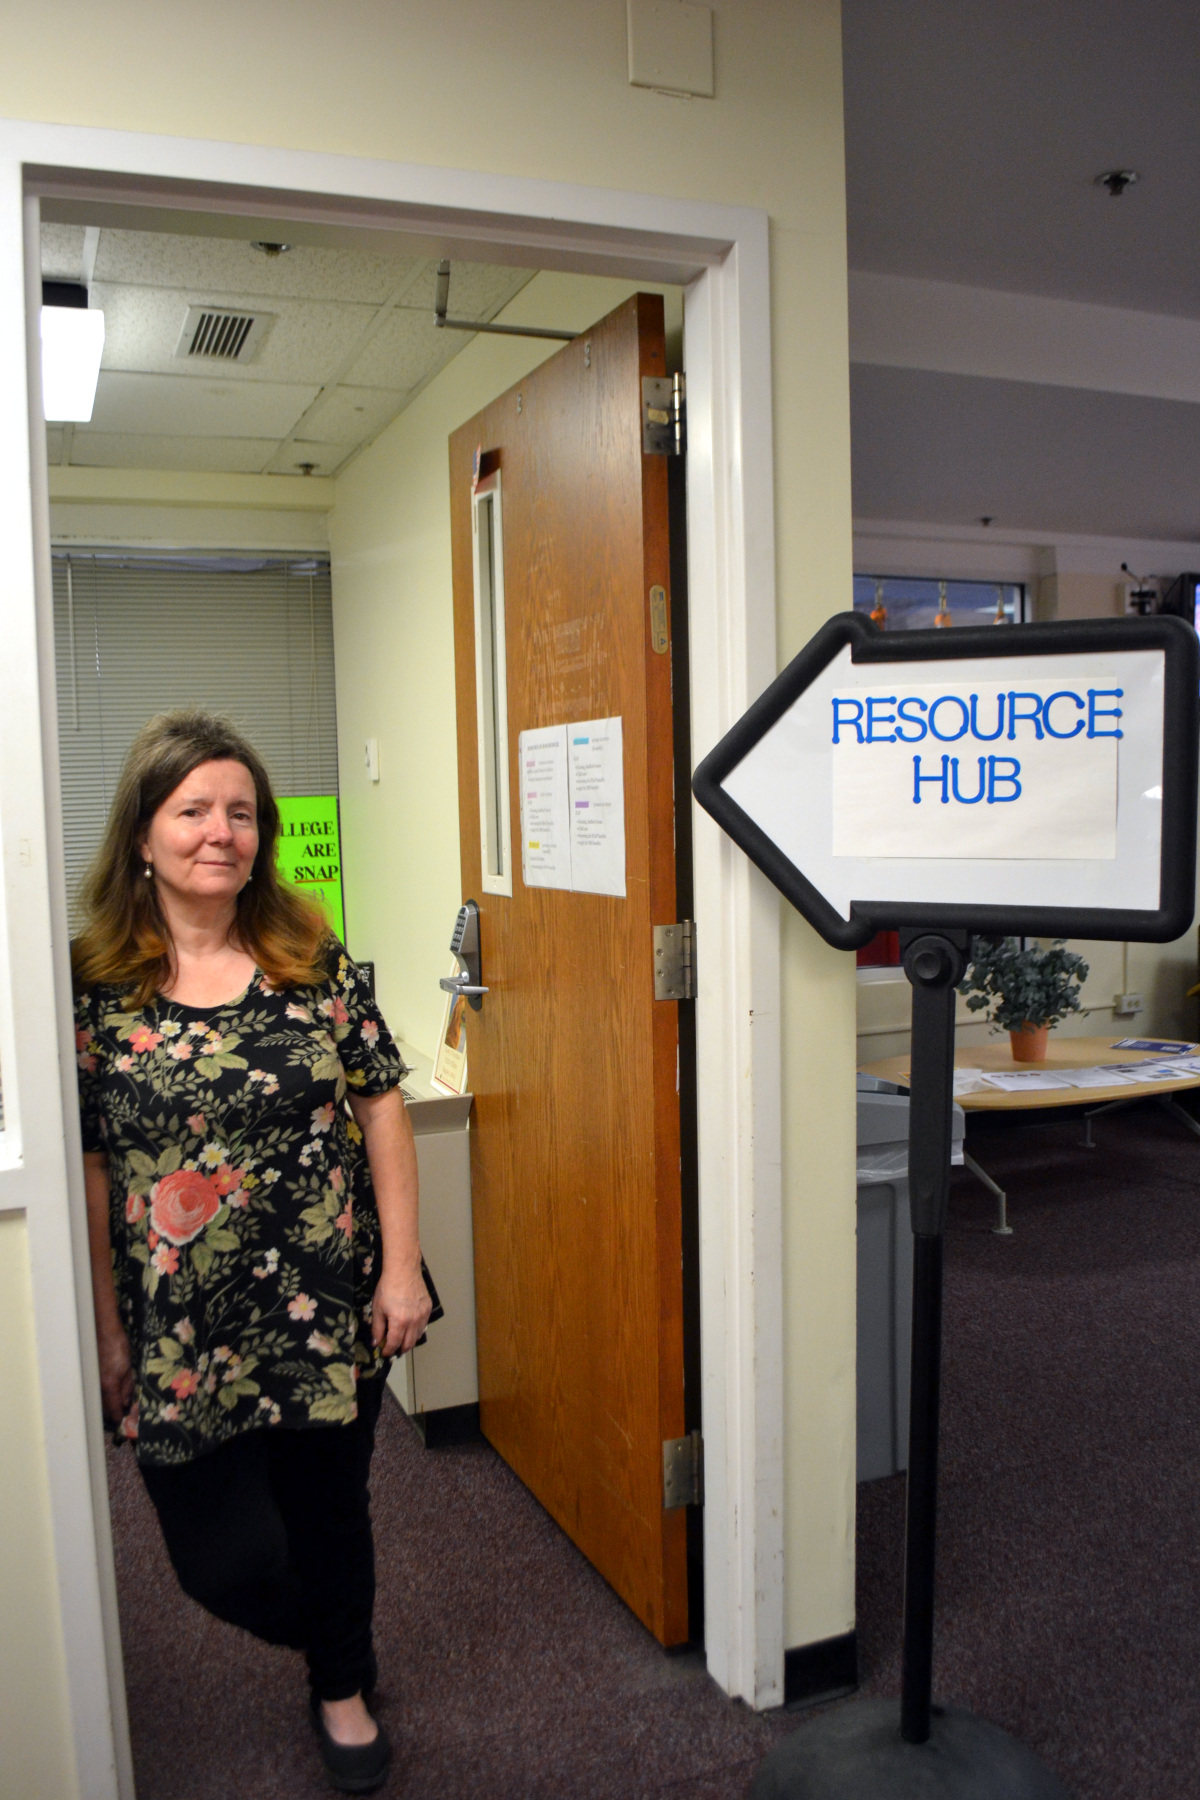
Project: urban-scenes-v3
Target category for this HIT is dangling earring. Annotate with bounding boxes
[143,862,153,879]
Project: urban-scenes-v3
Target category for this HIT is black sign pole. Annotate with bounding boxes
[897,929,966,1746]
[692,611,1199,1800]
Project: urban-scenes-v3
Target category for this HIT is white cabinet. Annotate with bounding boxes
[386,1044,477,1421]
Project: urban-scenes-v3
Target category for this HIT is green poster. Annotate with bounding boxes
[275,795,345,943]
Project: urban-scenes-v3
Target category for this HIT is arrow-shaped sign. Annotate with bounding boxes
[693,612,1198,950]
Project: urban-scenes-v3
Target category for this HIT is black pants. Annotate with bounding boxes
[139,1376,385,1701]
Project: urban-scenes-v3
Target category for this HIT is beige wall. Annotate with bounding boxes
[1,5,854,1770]
[47,469,334,553]
[1036,571,1124,621]
[0,1213,77,1800]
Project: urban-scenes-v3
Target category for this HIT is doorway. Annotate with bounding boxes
[4,128,783,1796]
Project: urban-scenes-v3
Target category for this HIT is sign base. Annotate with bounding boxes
[750,1700,1068,1799]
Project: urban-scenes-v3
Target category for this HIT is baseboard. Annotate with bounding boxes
[413,1401,484,1448]
[783,1631,858,1710]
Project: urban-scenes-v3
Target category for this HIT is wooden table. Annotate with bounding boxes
[860,1035,1200,1234]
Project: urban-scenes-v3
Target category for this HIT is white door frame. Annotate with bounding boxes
[0,118,785,1800]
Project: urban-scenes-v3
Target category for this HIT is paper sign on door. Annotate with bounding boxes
[519,716,626,896]
[519,725,572,888]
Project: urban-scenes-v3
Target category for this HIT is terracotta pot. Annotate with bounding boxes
[1009,1022,1050,1062]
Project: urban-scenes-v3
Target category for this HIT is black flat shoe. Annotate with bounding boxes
[309,1695,392,1794]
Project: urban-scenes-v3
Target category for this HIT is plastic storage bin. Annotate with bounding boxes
[856,1079,964,1481]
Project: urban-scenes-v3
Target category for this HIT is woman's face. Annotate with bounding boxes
[140,759,259,909]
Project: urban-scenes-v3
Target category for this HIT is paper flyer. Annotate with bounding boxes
[567,717,626,898]
[516,715,626,897]
[518,725,572,889]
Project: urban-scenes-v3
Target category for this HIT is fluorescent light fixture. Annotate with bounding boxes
[41,305,105,422]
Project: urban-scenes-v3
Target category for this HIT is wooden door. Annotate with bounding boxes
[449,294,688,1645]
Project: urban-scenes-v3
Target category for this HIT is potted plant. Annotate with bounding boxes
[957,937,1089,1062]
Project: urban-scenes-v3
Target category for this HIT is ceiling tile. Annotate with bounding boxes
[88,371,318,438]
[91,230,430,306]
[399,262,532,318]
[263,440,355,477]
[301,385,408,442]
[67,434,280,473]
[93,284,380,387]
[41,224,87,282]
[39,223,545,472]
[341,308,465,391]
[45,426,65,460]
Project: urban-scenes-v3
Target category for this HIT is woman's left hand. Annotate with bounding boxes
[371,1257,433,1357]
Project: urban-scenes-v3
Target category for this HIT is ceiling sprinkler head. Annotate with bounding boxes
[295,461,317,476]
[251,241,293,256]
[1095,169,1139,198]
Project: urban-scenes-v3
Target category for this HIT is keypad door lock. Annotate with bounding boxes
[439,900,488,1011]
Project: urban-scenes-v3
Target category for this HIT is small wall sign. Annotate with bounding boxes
[275,794,345,942]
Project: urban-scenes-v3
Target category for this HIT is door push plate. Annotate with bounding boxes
[653,921,695,1001]
[663,1430,704,1509]
[649,584,669,654]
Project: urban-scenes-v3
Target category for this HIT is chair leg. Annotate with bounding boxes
[962,1149,1012,1237]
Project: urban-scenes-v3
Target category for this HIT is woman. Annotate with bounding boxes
[74,709,433,1794]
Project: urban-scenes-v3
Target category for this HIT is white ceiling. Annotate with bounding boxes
[843,0,1200,318]
[851,366,1200,543]
[40,224,532,477]
[843,0,1200,546]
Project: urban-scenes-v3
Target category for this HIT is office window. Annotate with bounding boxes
[53,550,339,918]
[853,575,1026,632]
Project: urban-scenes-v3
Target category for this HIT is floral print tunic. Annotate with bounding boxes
[74,942,407,1466]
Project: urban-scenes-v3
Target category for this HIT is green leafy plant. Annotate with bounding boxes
[957,937,1089,1032]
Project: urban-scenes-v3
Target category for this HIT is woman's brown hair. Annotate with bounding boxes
[71,709,330,1007]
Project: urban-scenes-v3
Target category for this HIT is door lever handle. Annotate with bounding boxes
[447,900,487,1010]
[439,973,489,997]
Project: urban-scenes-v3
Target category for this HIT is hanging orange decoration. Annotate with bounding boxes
[870,579,887,629]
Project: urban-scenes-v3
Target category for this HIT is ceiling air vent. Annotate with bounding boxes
[175,305,274,363]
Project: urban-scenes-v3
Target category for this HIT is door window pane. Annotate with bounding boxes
[472,475,512,896]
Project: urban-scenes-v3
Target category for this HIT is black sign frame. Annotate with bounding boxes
[692,612,1199,951]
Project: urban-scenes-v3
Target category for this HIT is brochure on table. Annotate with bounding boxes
[950,1056,1200,1096]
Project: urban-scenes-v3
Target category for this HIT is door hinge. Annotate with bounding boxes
[642,373,686,456]
[653,921,695,1000]
[663,1430,704,1509]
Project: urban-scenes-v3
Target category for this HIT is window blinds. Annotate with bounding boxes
[52,551,339,918]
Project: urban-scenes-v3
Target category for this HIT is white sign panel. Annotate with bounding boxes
[518,716,626,897]
[697,615,1188,949]
[724,645,1162,919]
[830,679,1120,860]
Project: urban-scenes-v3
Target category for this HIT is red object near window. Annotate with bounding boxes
[857,930,901,968]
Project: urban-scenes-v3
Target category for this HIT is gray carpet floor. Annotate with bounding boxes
[108,1102,1200,1797]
